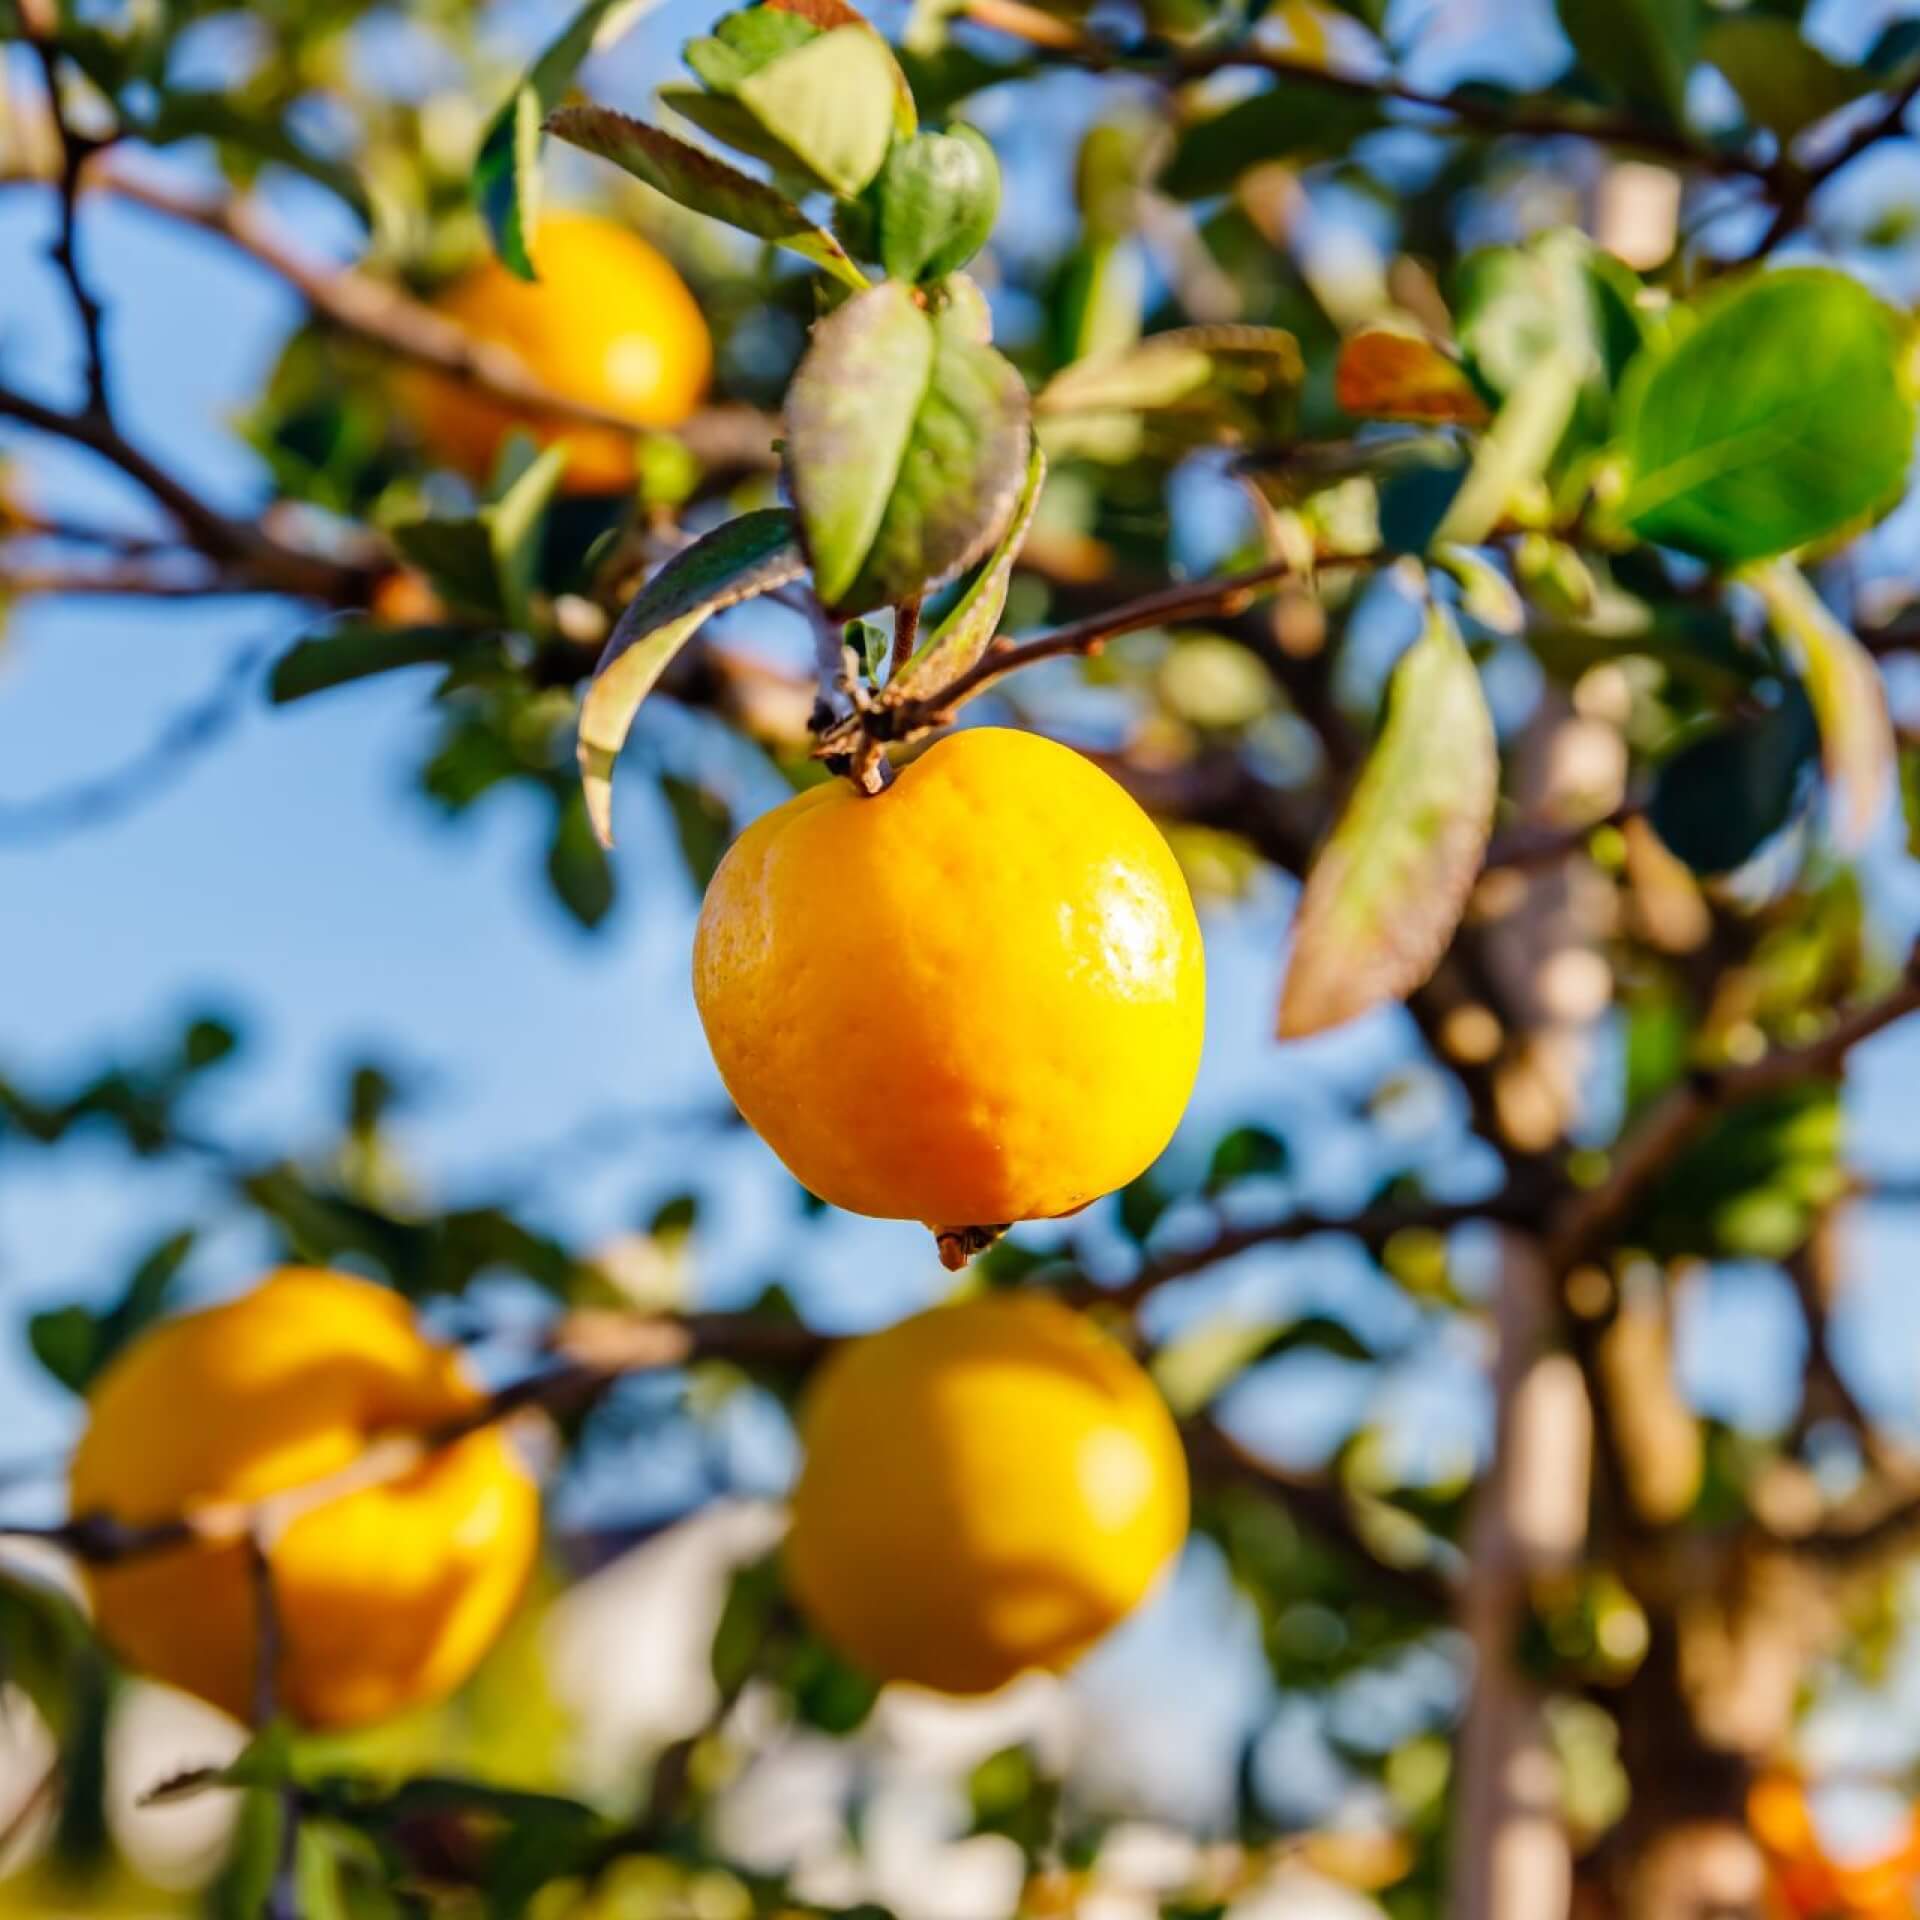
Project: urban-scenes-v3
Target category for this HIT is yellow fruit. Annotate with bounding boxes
[69,1268,539,1731]
[786,1293,1188,1694]
[693,728,1205,1234]
[395,211,713,494]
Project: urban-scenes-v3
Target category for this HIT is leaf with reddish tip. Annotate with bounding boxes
[888,443,1045,705]
[546,106,867,289]
[579,511,806,847]
[1279,603,1498,1037]
[1334,327,1489,426]
[1748,558,1893,856]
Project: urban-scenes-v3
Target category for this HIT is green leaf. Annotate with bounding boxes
[784,278,1032,614]
[578,509,807,844]
[269,624,490,704]
[1703,17,1873,141]
[387,444,570,624]
[1037,324,1302,424]
[732,24,903,196]
[1279,603,1498,1037]
[686,7,821,91]
[28,1228,196,1396]
[1748,560,1894,855]
[661,774,735,891]
[548,788,616,927]
[871,125,1001,283]
[1647,689,1817,875]
[1556,0,1700,124]
[1617,268,1914,567]
[1432,347,1583,547]
[887,442,1045,703]
[475,0,659,277]
[546,105,867,288]
[1160,82,1380,200]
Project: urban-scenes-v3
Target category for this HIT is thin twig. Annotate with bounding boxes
[1732,69,1920,263]
[957,6,1779,185]
[1546,948,1920,1277]
[890,594,923,677]
[26,40,111,420]
[75,169,776,475]
[0,381,362,601]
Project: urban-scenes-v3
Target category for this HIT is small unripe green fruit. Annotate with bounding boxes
[870,125,1000,285]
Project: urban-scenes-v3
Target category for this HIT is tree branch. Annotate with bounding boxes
[1547,949,1920,1277]
[0,381,364,601]
[1733,68,1920,263]
[88,169,777,477]
[26,39,111,420]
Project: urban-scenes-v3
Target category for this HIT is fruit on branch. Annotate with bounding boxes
[68,1268,539,1730]
[692,727,1204,1243]
[393,211,713,494]
[785,1293,1188,1693]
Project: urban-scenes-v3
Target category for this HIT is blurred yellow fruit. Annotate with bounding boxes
[786,1293,1188,1694]
[693,728,1204,1234]
[395,211,713,493]
[69,1268,539,1730]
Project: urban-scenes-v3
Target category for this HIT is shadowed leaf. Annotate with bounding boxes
[548,104,867,288]
[785,278,1031,614]
[888,443,1046,703]
[1279,604,1497,1037]
[475,0,659,277]
[578,510,806,845]
[1647,690,1817,875]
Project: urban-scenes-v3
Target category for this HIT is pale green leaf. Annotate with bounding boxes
[1618,269,1913,566]
[1747,559,1894,855]
[733,25,900,196]
[1432,347,1581,547]
[1279,604,1498,1036]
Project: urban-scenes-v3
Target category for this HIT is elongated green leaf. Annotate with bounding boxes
[1704,17,1872,141]
[546,105,867,288]
[1433,347,1582,547]
[1748,559,1894,855]
[579,510,806,845]
[1618,269,1913,566]
[1279,604,1498,1037]
[888,443,1046,703]
[785,278,1032,613]
[476,0,660,277]
[270,624,489,704]
[144,91,372,219]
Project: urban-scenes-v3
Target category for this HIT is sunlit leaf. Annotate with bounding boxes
[578,510,807,845]
[1279,603,1497,1037]
[1617,268,1913,566]
[731,24,902,195]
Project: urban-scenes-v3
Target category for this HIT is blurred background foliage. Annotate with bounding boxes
[11,0,1920,1917]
